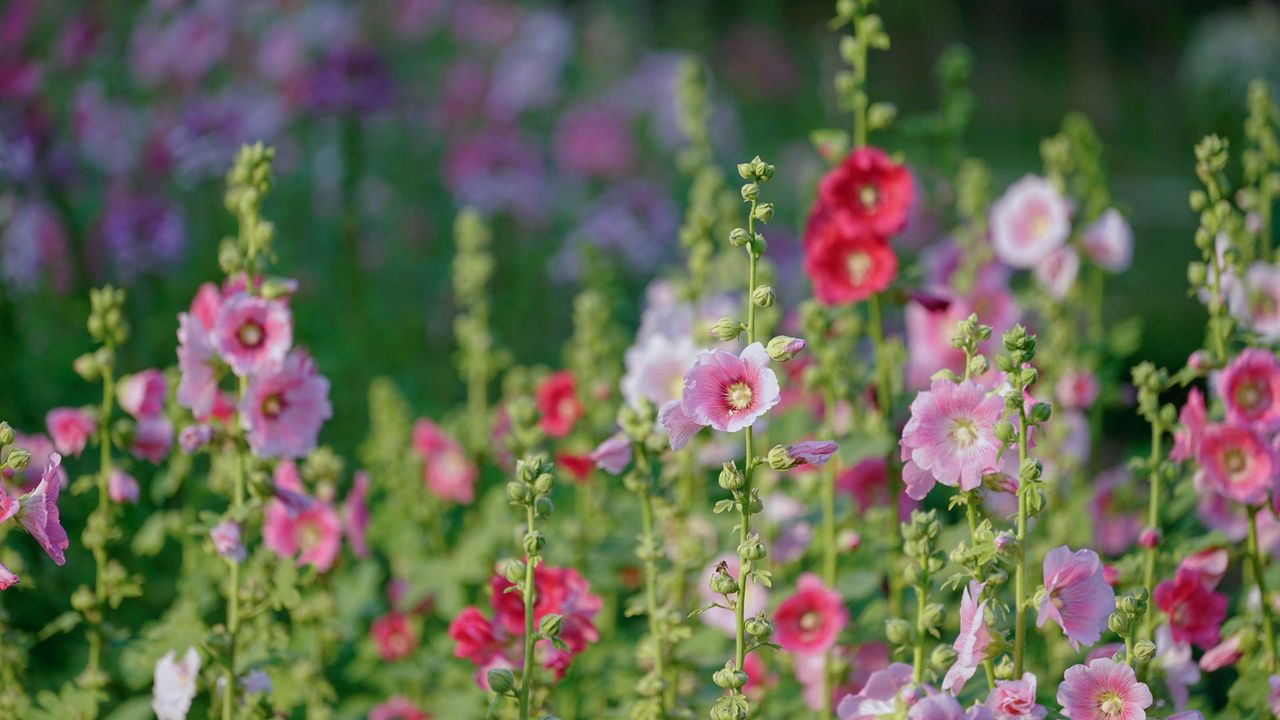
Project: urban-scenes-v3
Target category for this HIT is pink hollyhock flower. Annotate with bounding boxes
[743,651,777,701]
[620,332,698,410]
[117,368,166,419]
[774,573,848,654]
[178,423,215,453]
[176,312,220,420]
[661,343,780,449]
[900,379,1004,500]
[1034,245,1079,299]
[1178,547,1229,589]
[0,561,17,590]
[1199,633,1243,671]
[1037,546,1115,649]
[1155,623,1199,711]
[986,672,1047,719]
[837,663,914,720]
[781,440,838,468]
[108,469,139,504]
[1228,262,1280,342]
[46,407,95,457]
[942,581,992,695]
[1154,567,1227,649]
[240,352,332,459]
[590,433,631,474]
[815,146,914,237]
[1196,423,1273,505]
[698,553,768,635]
[1082,209,1133,272]
[1169,388,1205,462]
[989,175,1071,268]
[555,453,594,484]
[0,483,17,525]
[371,611,418,661]
[16,454,68,565]
[449,606,501,665]
[210,520,245,562]
[130,416,173,463]
[553,104,635,178]
[1088,466,1143,556]
[263,493,342,573]
[412,419,477,504]
[1055,369,1099,411]
[212,293,292,377]
[343,471,370,558]
[906,693,967,720]
[1056,658,1152,720]
[6,432,63,491]
[803,218,899,305]
[536,370,583,438]
[369,696,430,720]
[1218,349,1280,428]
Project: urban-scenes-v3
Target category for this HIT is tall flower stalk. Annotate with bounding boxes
[1130,362,1175,641]
[452,209,499,458]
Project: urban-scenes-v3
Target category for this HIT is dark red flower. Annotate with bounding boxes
[447,606,500,665]
[816,146,913,237]
[1154,567,1227,649]
[802,213,898,306]
[536,371,583,438]
[556,452,595,484]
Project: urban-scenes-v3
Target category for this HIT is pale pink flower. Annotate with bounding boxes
[907,693,968,720]
[412,419,477,504]
[1228,262,1280,342]
[942,580,992,695]
[0,484,18,524]
[176,311,220,419]
[837,663,914,720]
[989,175,1071,268]
[117,368,167,419]
[1037,546,1115,649]
[130,416,173,463]
[1155,623,1199,711]
[1199,633,1242,671]
[1055,369,1099,411]
[662,343,780,449]
[108,469,139,504]
[590,433,631,474]
[1034,245,1079,299]
[985,672,1047,719]
[151,648,201,720]
[212,293,292,377]
[343,471,370,558]
[1196,422,1273,505]
[210,520,245,562]
[658,401,704,452]
[1169,388,1205,462]
[17,454,68,565]
[1082,209,1133,272]
[46,407,95,457]
[240,351,332,459]
[263,495,341,572]
[1088,466,1143,556]
[1178,547,1229,589]
[782,440,839,468]
[1218,349,1280,428]
[620,332,698,410]
[179,423,215,453]
[0,561,17,590]
[1056,658,1152,720]
[775,573,848,654]
[900,379,1004,500]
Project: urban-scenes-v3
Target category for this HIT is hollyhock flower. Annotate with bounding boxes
[743,651,777,701]
[590,433,631,475]
[46,407,95,457]
[1195,423,1273,505]
[343,471,370,558]
[985,672,1047,719]
[837,663,914,720]
[779,441,838,468]
[490,565,601,676]
[176,314,219,420]
[1178,547,1229,589]
[1056,658,1152,720]
[1199,633,1243,671]
[1154,567,1227,649]
[1227,261,1280,342]
[815,146,913,237]
[1082,209,1133,272]
[240,352,332,459]
[553,180,680,281]
[412,420,477,504]
[369,696,430,720]
[371,611,418,661]
[555,453,594,484]
[989,175,1071,268]
[620,332,698,410]
[210,520,245,562]
[131,416,173,463]
[178,423,215,453]
[1088,467,1143,556]
[1056,369,1099,410]
[152,648,200,720]
[0,561,17,590]
[1169,388,1205,462]
[900,379,1004,500]
[1155,623,1199,711]
[17,455,68,565]
[698,553,768,635]
[553,104,635,178]
[449,606,501,665]
[1034,245,1080,299]
[661,343,780,449]
[263,494,342,573]
[1037,546,1115,649]
[774,573,848,654]
[803,220,898,305]
[108,469,139,504]
[536,370,583,438]
[5,432,63,490]
[117,369,167,419]
[212,293,292,377]
[905,277,1020,389]
[1218,349,1280,428]
[942,581,992,695]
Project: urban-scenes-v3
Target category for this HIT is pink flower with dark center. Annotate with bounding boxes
[662,343,780,449]
[942,580,992,695]
[263,487,342,573]
[108,469,139,504]
[212,293,292,377]
[774,573,848,654]
[1154,567,1227,649]
[1037,546,1115,649]
[117,368,167,419]
[1056,369,1099,411]
[1228,262,1280,342]
[1169,388,1205,462]
[985,672,1047,719]
[590,433,631,475]
[343,471,370,558]
[46,407,95,457]
[1218,349,1280,428]
[1082,209,1133,272]
[130,416,173,463]
[900,379,1004,500]
[371,611,418,661]
[17,454,68,565]
[412,419,477,504]
[816,146,914,237]
[1196,422,1273,505]
[1056,658,1152,720]
[989,175,1071,268]
[240,351,332,459]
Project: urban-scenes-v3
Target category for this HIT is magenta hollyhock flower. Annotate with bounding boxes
[836,662,914,720]
[117,368,167,419]
[900,379,1004,500]
[1057,658,1152,720]
[590,433,631,475]
[0,483,18,524]
[783,440,839,468]
[130,416,173,463]
[1037,546,1115,649]
[774,573,848,654]
[1199,633,1243,671]
[371,611,418,661]
[906,693,968,720]
[368,695,430,720]
[989,175,1071,268]
[211,293,292,377]
[46,407,95,457]
[1178,547,1228,589]
[1218,349,1280,428]
[815,146,914,237]
[1034,245,1079,300]
[107,469,139,504]
[263,496,341,572]
[1228,262,1280,343]
[1195,422,1273,505]
[411,419,477,504]
[1169,388,1206,462]
[343,471,370,558]
[448,606,501,665]
[942,580,992,695]
[985,672,1047,719]
[1154,567,1227,649]
[17,454,69,565]
[1082,209,1133,272]
[661,343,780,449]
[553,103,636,178]
[210,520,245,562]
[0,561,17,590]
[240,351,332,459]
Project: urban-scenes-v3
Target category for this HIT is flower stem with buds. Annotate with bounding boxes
[1248,506,1279,668]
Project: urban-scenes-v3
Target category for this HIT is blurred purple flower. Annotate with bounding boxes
[1,202,71,295]
[486,10,572,119]
[553,103,636,178]
[96,191,186,282]
[73,83,145,178]
[157,91,286,185]
[129,1,232,89]
[716,24,798,101]
[448,0,523,48]
[443,128,549,221]
[551,181,677,282]
[305,44,396,116]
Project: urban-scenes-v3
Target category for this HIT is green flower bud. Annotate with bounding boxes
[504,560,526,583]
[753,202,774,223]
[73,353,100,381]
[766,335,806,362]
[710,696,748,720]
[539,613,563,639]
[767,445,799,471]
[718,462,745,491]
[745,613,773,638]
[522,531,545,556]
[736,163,754,181]
[712,662,748,689]
[885,618,912,645]
[752,285,775,308]
[1187,262,1208,287]
[533,472,554,495]
[0,423,13,447]
[729,227,750,247]
[534,496,554,519]
[748,233,768,256]
[1030,401,1052,424]
[710,566,740,596]
[741,183,759,202]
[487,668,516,694]
[1133,640,1157,663]
[993,421,1016,443]
[738,534,768,561]
[4,448,30,471]
[930,644,957,670]
[506,481,530,505]
[1107,611,1129,637]
[923,603,945,630]
[709,317,745,342]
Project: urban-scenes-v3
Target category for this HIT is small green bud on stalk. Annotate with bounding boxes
[710,317,745,342]
[487,668,516,695]
[751,285,775,308]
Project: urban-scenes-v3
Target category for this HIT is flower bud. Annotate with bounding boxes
[930,645,957,670]
[709,317,744,342]
[710,697,748,720]
[753,203,774,223]
[745,613,773,638]
[967,355,989,378]
[885,618,912,645]
[73,353,100,381]
[522,531,545,556]
[487,668,516,694]
[1030,401,1052,424]
[923,603,945,630]
[711,567,740,596]
[767,445,800,471]
[718,462,745,491]
[749,233,768,255]
[741,183,759,202]
[0,423,12,447]
[738,534,768,561]
[1108,612,1130,637]
[4,448,30,471]
[533,473,554,496]
[712,662,748,689]
[534,496,554,518]
[1138,528,1160,549]
[507,481,530,505]
[539,613,563,639]
[736,163,754,181]
[752,285,775,308]
[504,559,526,583]
[766,335,806,362]
[729,227,750,247]
[993,421,1016,443]
[1133,640,1157,663]
[1186,262,1207,287]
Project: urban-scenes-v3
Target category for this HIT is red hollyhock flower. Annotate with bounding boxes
[446,607,500,664]
[1154,567,1227,649]
[371,611,419,661]
[802,210,898,306]
[816,146,913,237]
[536,370,583,438]
[556,452,595,484]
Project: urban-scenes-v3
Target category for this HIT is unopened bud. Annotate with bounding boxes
[752,285,775,308]
[539,613,563,639]
[729,228,750,247]
[487,668,516,694]
[709,317,744,342]
[885,618,912,645]
[719,462,745,491]
[766,335,806,362]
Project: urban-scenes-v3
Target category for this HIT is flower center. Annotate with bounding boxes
[857,183,878,209]
[238,321,264,348]
[1235,381,1266,413]
[1224,448,1248,475]
[1252,290,1278,319]
[846,250,872,284]
[726,382,754,411]
[262,393,284,418]
[949,418,980,448]
[1097,691,1124,717]
[298,520,322,551]
[800,611,821,632]
[1030,213,1049,239]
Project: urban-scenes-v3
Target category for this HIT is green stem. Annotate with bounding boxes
[1248,506,1279,668]
[223,377,248,720]
[964,500,997,691]
[519,504,538,720]
[1140,424,1163,639]
[735,428,754,676]
[868,294,903,619]
[1012,407,1030,677]
[912,561,927,683]
[820,386,839,720]
[638,485,667,716]
[87,359,115,682]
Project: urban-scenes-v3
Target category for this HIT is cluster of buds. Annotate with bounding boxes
[1240,80,1279,263]
[942,313,991,382]
[0,423,29,475]
[453,210,502,454]
[220,142,276,275]
[993,326,1051,516]
[85,285,128,350]
[1189,135,1244,363]
[507,454,555,531]
[891,510,946,681]
[830,0,894,149]
[1107,589,1155,665]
